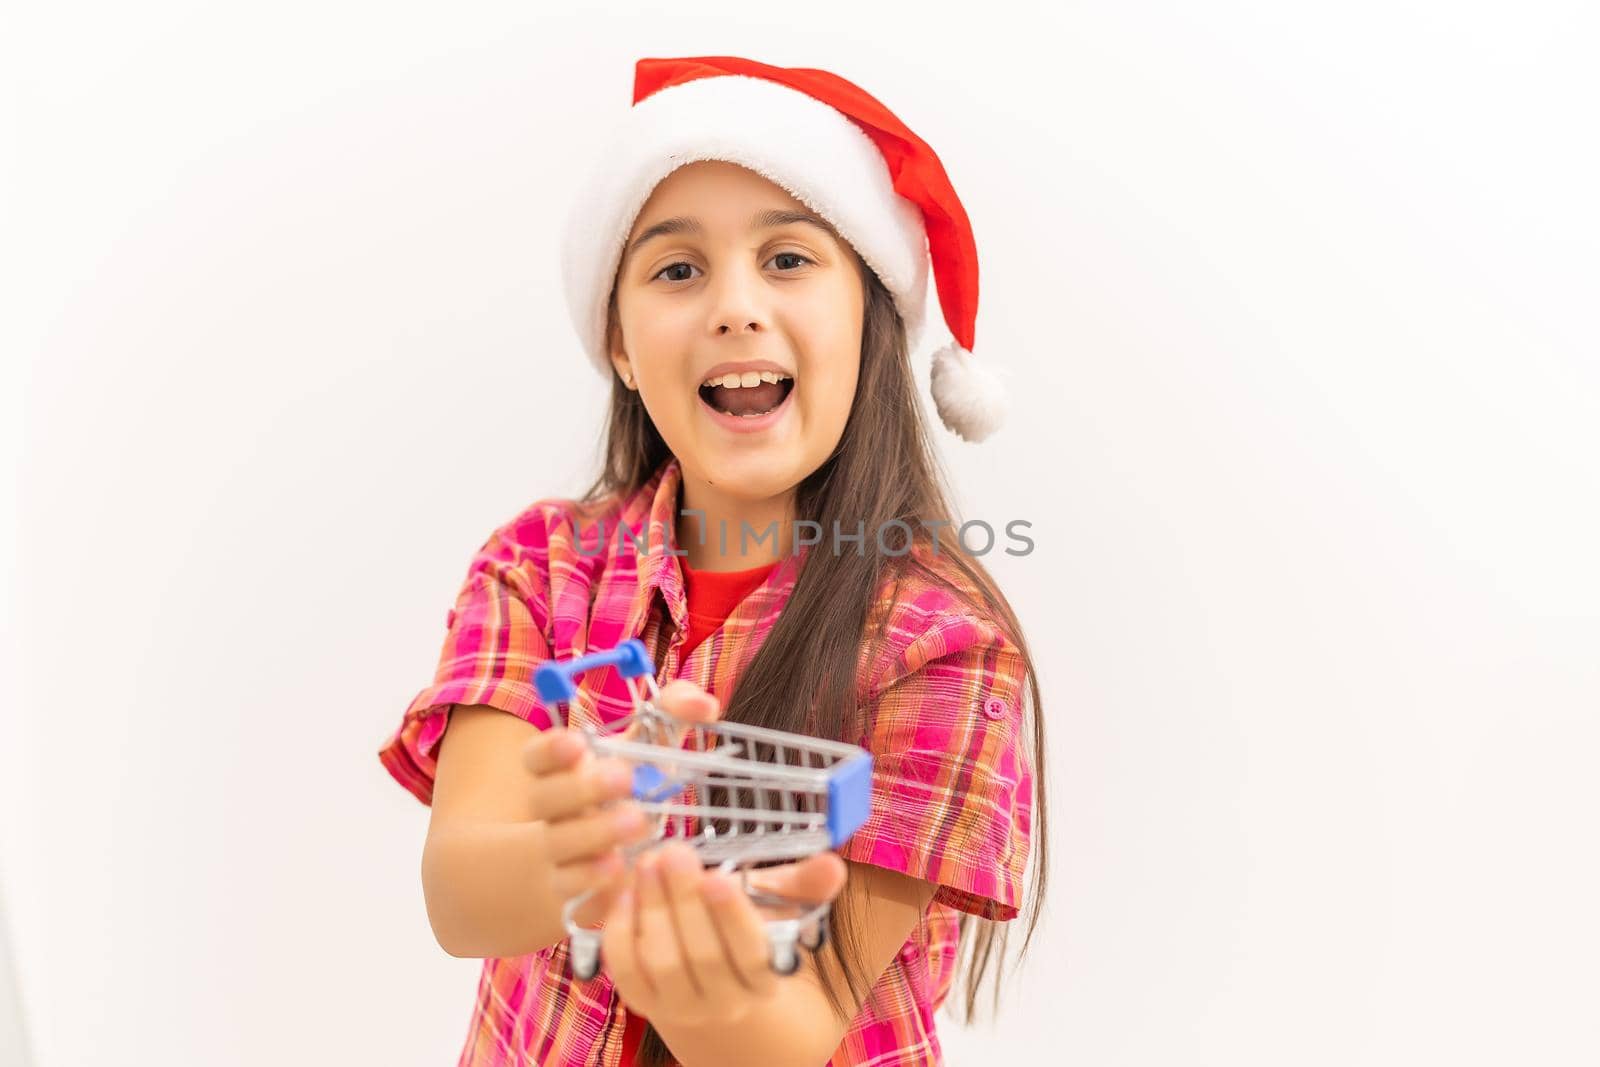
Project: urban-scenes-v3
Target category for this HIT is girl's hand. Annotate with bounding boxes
[600,841,849,1028]
[522,680,722,916]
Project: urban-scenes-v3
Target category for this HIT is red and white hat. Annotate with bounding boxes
[560,55,1008,443]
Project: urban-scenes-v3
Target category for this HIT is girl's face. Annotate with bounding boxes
[609,161,866,506]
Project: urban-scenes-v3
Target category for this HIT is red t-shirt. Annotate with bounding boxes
[618,554,780,1063]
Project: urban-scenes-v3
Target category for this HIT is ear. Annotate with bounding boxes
[605,301,633,385]
[607,352,632,385]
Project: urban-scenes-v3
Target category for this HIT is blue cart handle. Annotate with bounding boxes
[534,638,656,704]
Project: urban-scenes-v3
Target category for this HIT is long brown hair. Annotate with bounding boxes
[582,256,1049,1066]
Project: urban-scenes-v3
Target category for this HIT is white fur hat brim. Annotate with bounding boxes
[560,74,931,376]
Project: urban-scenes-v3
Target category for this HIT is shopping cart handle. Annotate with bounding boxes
[534,639,656,703]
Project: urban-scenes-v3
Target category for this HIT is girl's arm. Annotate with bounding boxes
[420,705,576,957]
[646,860,937,1067]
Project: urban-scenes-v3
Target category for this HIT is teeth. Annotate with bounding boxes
[701,370,793,389]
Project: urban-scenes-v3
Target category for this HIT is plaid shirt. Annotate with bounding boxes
[378,456,1033,1066]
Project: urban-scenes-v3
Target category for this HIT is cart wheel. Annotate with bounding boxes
[770,940,801,975]
[569,935,601,981]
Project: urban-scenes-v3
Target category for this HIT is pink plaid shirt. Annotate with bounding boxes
[378,456,1033,1066]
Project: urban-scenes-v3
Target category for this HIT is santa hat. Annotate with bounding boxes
[560,54,1008,443]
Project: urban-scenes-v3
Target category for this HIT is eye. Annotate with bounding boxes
[653,262,700,283]
[768,251,813,271]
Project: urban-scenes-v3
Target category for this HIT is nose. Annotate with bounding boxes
[706,261,768,340]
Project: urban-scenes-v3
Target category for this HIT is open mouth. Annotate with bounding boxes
[697,371,795,419]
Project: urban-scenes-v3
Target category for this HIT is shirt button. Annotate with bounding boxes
[899,944,917,962]
[983,696,1007,721]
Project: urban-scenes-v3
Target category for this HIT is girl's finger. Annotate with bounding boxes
[527,756,635,821]
[600,876,652,1006]
[523,728,588,776]
[634,850,698,1012]
[659,844,745,1003]
[745,852,849,904]
[654,679,721,725]
[702,869,781,997]
[549,848,626,901]
[610,681,716,756]
[541,801,649,864]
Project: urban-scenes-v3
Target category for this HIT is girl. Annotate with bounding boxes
[379,55,1049,1067]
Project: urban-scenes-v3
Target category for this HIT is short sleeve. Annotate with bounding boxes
[838,614,1035,921]
[377,510,562,806]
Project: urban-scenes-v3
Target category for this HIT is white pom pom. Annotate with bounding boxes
[929,341,1008,442]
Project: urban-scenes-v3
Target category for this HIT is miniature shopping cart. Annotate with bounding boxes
[533,639,873,980]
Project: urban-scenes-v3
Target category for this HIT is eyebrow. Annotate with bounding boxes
[624,209,839,264]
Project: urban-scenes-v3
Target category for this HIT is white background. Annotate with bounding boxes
[4,2,1598,1064]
